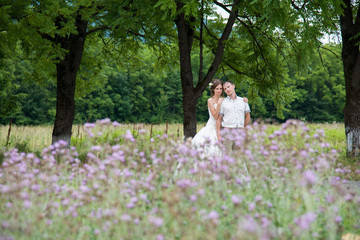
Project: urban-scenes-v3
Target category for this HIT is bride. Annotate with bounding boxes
[191,79,248,157]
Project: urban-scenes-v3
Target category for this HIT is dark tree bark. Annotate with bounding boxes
[340,0,360,156]
[51,14,88,145]
[174,0,239,139]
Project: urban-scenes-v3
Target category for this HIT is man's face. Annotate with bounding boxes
[223,82,235,96]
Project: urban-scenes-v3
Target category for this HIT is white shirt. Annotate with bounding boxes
[220,96,250,128]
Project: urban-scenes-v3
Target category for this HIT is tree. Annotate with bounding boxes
[2,0,157,145]
[287,0,360,156]
[339,0,360,156]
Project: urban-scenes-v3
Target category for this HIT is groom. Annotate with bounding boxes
[216,81,251,142]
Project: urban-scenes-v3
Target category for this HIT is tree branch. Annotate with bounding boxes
[195,0,240,94]
[86,26,109,36]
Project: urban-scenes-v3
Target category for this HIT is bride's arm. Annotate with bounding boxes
[208,98,223,119]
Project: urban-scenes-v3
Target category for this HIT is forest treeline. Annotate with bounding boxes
[1,44,344,126]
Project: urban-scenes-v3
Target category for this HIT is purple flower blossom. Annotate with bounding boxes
[300,150,309,158]
[189,194,197,202]
[84,123,96,128]
[23,200,32,208]
[207,211,219,220]
[198,189,205,196]
[294,212,317,230]
[302,170,317,186]
[62,199,70,206]
[335,216,342,223]
[112,121,121,127]
[91,145,102,152]
[98,118,111,125]
[124,130,135,142]
[120,214,132,222]
[2,221,10,229]
[261,217,271,227]
[248,202,256,212]
[80,185,91,193]
[156,234,164,240]
[126,202,135,209]
[254,195,263,202]
[231,195,243,205]
[148,216,163,227]
[241,216,258,233]
[176,179,196,189]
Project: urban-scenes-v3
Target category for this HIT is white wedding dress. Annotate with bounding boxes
[191,103,221,158]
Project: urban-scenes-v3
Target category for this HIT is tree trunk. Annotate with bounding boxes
[174,4,198,139]
[343,52,360,156]
[182,91,198,140]
[340,0,360,157]
[51,15,87,145]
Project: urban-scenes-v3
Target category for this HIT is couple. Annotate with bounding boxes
[191,79,251,157]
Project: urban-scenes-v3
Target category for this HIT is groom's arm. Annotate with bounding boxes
[244,112,251,127]
[216,115,222,142]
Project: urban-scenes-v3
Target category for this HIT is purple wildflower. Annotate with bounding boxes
[248,202,256,212]
[84,123,96,128]
[254,195,263,202]
[294,212,317,230]
[148,216,163,227]
[231,195,243,205]
[120,214,132,222]
[124,130,135,142]
[207,211,219,220]
[335,216,342,224]
[23,200,32,208]
[156,234,165,240]
[302,170,317,186]
[112,121,121,127]
[241,216,258,233]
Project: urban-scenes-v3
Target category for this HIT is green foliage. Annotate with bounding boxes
[0,42,347,125]
[0,0,348,126]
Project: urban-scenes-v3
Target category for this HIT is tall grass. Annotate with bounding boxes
[0,122,186,152]
[0,122,346,152]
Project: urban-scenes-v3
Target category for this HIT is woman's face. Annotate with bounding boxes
[214,84,223,97]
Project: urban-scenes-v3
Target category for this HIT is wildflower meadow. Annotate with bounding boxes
[0,119,359,239]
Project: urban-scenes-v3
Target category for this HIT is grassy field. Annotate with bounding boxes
[1,120,359,239]
[0,121,346,150]
[0,122,189,152]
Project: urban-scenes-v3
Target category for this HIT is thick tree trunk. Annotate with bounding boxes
[340,0,360,157]
[182,92,198,140]
[343,53,360,156]
[174,3,198,139]
[51,15,87,145]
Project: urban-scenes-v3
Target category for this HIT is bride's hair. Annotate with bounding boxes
[210,79,223,96]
